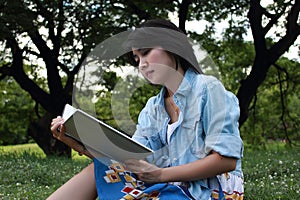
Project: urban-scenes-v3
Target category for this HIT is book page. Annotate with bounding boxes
[62,104,77,121]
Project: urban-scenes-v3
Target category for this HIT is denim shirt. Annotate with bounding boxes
[132,68,244,200]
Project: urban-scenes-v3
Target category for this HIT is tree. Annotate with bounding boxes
[240,57,300,146]
[0,0,174,156]
[236,0,300,125]
[0,0,299,155]
[189,0,300,144]
[187,0,300,126]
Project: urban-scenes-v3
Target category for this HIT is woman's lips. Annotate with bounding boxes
[145,70,154,78]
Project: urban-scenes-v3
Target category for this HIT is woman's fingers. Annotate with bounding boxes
[124,159,162,183]
[51,116,63,126]
[124,159,159,173]
[50,116,65,139]
[124,159,140,172]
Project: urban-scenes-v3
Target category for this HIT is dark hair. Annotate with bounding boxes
[138,19,185,33]
[125,19,203,74]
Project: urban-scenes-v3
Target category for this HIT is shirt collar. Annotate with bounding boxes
[175,68,197,97]
[156,68,198,106]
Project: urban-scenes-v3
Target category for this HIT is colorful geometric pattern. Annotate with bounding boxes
[210,173,244,200]
[211,190,244,200]
[103,160,160,200]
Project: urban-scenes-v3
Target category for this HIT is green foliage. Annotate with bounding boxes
[95,70,160,135]
[240,58,300,146]
[213,40,254,93]
[0,77,36,145]
[129,82,161,124]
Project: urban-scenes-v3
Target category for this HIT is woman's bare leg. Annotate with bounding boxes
[47,162,97,200]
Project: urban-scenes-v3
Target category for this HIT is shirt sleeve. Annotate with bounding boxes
[202,79,244,159]
[132,97,165,151]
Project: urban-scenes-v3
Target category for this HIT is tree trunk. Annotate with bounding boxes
[27,112,71,157]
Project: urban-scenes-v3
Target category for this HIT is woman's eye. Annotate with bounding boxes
[139,48,151,56]
[131,48,152,66]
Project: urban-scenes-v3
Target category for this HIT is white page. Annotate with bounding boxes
[62,104,77,120]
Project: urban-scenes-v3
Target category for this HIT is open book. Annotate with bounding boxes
[62,104,153,162]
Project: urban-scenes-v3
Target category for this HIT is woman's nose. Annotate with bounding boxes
[138,58,147,70]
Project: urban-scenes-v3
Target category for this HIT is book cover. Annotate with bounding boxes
[62,104,153,162]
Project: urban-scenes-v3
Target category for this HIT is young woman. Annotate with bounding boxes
[49,19,244,200]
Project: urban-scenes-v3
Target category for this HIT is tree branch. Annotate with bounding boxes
[23,47,40,58]
[262,4,287,36]
[268,1,300,64]
[54,0,65,57]
[124,0,151,20]
[276,64,291,144]
[5,35,57,113]
[0,63,12,80]
[178,0,191,34]
[248,0,267,55]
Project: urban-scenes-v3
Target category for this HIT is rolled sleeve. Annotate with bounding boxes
[203,80,243,159]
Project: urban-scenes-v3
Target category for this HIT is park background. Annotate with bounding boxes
[0,0,299,199]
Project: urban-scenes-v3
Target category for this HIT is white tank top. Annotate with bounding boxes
[166,113,180,144]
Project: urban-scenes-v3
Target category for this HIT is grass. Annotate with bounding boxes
[243,144,300,199]
[0,144,92,200]
[0,143,299,199]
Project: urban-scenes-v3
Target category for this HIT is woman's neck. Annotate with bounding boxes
[164,66,185,96]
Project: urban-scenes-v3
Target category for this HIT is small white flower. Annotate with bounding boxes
[268,175,273,180]
[279,160,283,165]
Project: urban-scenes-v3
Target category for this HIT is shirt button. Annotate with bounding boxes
[162,155,169,160]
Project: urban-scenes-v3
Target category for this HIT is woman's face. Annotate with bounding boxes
[132,48,178,85]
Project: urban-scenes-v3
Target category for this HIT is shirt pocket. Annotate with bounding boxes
[181,116,206,160]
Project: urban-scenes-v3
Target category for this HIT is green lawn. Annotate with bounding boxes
[0,143,299,199]
[0,144,92,199]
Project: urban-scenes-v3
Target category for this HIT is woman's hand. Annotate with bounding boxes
[50,116,97,159]
[50,116,68,142]
[124,159,164,183]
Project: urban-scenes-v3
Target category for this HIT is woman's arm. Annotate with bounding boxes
[125,151,236,183]
[161,151,236,182]
[50,116,96,159]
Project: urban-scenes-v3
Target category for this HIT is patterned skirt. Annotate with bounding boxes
[209,173,244,200]
[94,158,244,200]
